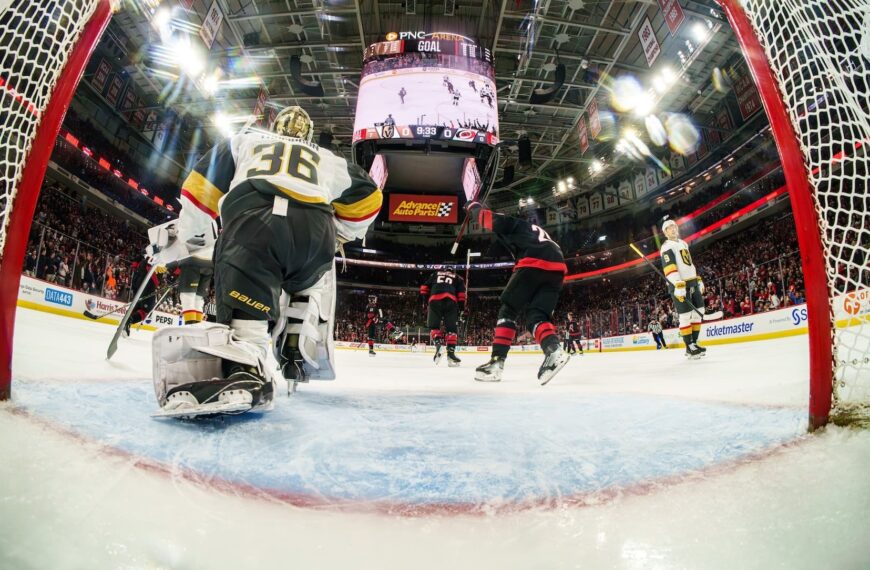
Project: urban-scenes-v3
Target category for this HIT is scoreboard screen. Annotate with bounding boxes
[353,42,498,145]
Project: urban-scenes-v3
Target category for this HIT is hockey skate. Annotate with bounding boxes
[696,344,708,357]
[152,371,274,419]
[446,351,461,367]
[474,356,504,382]
[433,340,443,365]
[368,349,376,357]
[539,347,570,386]
[685,343,704,360]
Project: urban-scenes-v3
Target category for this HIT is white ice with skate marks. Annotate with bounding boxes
[2,308,870,569]
[354,68,498,135]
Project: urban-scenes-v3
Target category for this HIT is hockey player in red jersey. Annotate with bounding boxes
[154,106,382,417]
[465,202,571,385]
[420,267,466,366]
[364,294,382,356]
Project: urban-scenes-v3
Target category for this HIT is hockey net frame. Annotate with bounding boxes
[0,0,114,399]
[721,0,870,429]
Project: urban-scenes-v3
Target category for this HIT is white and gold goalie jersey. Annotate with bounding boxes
[660,238,697,285]
[177,130,382,244]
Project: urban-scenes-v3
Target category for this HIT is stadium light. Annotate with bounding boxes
[633,96,655,117]
[598,235,607,242]
[202,70,220,95]
[692,22,710,42]
[212,112,235,138]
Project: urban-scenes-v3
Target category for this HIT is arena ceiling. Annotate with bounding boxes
[110,0,751,211]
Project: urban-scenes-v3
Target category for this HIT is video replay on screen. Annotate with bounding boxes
[352,52,499,143]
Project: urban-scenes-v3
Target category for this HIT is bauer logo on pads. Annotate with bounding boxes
[388,194,458,224]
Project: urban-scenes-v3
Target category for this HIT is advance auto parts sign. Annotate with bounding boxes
[388,193,458,224]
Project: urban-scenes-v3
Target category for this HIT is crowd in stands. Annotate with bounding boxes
[23,182,150,298]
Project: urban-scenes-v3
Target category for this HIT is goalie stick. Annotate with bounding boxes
[106,264,158,360]
[628,243,723,322]
[451,145,502,255]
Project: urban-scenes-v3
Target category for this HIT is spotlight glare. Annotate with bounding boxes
[692,22,709,42]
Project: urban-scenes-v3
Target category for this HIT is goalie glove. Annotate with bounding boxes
[673,280,686,302]
[697,277,705,295]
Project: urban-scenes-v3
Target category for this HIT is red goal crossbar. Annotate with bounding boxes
[0,0,114,400]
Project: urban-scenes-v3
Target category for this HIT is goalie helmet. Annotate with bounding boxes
[271,106,313,142]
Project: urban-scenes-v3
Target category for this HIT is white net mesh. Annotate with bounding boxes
[0,0,100,261]
[740,0,870,423]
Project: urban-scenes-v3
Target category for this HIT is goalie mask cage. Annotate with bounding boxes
[0,0,113,399]
[721,0,870,429]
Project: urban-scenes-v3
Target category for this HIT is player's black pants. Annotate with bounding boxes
[214,190,335,325]
[129,290,156,326]
[427,299,459,333]
[492,268,564,358]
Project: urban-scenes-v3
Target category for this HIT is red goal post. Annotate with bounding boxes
[0,0,114,399]
[721,0,870,429]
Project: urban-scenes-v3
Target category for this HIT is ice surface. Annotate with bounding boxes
[2,309,869,569]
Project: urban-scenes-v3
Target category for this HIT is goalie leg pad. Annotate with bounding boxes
[273,262,337,380]
[152,323,274,416]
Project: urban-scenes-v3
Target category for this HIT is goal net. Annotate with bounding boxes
[0,0,111,398]
[723,0,870,427]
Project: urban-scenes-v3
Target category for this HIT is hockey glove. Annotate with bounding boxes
[673,281,686,302]
[697,277,705,295]
[465,201,483,216]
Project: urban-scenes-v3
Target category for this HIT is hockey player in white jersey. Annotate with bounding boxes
[152,106,382,417]
[660,219,707,359]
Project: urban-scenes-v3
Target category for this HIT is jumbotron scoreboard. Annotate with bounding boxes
[352,31,500,146]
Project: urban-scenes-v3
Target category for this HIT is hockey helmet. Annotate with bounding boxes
[368,294,378,305]
[661,218,678,233]
[272,106,313,142]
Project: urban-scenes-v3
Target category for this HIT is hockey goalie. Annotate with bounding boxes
[152,106,382,418]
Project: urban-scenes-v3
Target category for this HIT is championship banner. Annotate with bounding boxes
[388,194,458,224]
[732,62,762,120]
[638,17,661,67]
[199,0,223,49]
[657,0,685,35]
[106,74,125,107]
[588,99,601,140]
[577,115,589,155]
[91,58,111,91]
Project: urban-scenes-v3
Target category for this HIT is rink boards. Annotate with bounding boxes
[16,274,869,354]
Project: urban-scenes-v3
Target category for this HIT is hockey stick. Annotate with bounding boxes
[451,146,502,255]
[628,243,723,321]
[107,264,158,360]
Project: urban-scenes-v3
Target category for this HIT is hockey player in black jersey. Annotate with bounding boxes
[154,105,382,417]
[364,294,382,356]
[420,267,466,366]
[566,312,583,355]
[122,254,162,337]
[465,202,571,385]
